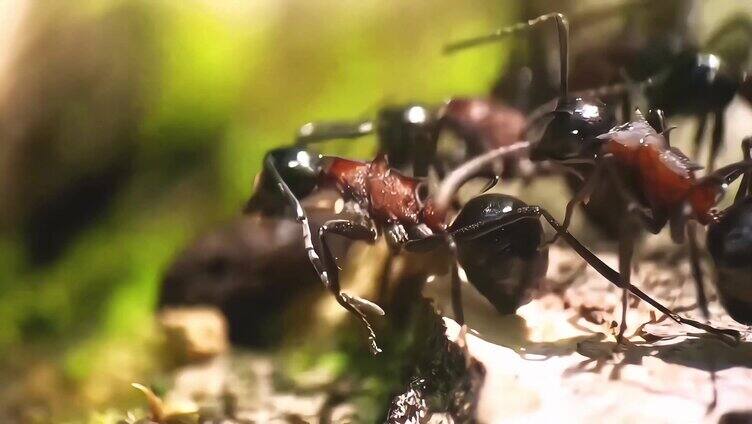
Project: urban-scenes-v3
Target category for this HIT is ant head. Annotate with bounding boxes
[377,104,437,168]
[266,147,323,198]
[528,97,616,162]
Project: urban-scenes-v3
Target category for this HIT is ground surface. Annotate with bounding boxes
[143,241,752,424]
[436,245,752,423]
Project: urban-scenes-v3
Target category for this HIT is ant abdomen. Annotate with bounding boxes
[449,194,549,314]
[707,196,752,324]
[646,51,740,117]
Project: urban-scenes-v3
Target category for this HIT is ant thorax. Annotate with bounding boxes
[323,154,426,228]
[597,113,715,217]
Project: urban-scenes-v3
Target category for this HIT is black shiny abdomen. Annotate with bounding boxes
[707,197,752,324]
[646,51,740,117]
[449,194,549,314]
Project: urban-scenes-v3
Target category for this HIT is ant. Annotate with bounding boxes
[444,12,749,341]
[260,140,739,354]
[295,98,528,180]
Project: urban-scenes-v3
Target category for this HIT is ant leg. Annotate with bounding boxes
[297,120,374,144]
[445,238,466,325]
[708,109,725,172]
[263,153,385,352]
[545,161,604,246]
[449,205,741,342]
[319,219,384,354]
[686,221,711,318]
[444,13,569,99]
[413,125,439,178]
[692,113,708,160]
[734,137,752,204]
[534,207,739,343]
[616,221,637,344]
[446,237,470,351]
[602,159,667,234]
[686,219,719,411]
[621,91,632,122]
[263,153,332,286]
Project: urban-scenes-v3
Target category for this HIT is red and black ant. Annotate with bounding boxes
[444,12,749,341]
[259,140,739,354]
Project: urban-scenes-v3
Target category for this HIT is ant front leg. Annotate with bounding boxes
[264,153,385,353]
[445,238,467,326]
[708,108,726,172]
[319,218,385,354]
[546,160,603,246]
[602,159,667,234]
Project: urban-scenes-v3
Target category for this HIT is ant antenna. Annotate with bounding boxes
[444,12,570,100]
[432,141,530,213]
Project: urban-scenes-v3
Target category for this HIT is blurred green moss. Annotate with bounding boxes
[0,0,515,419]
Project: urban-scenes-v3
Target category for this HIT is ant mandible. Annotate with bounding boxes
[261,138,739,354]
